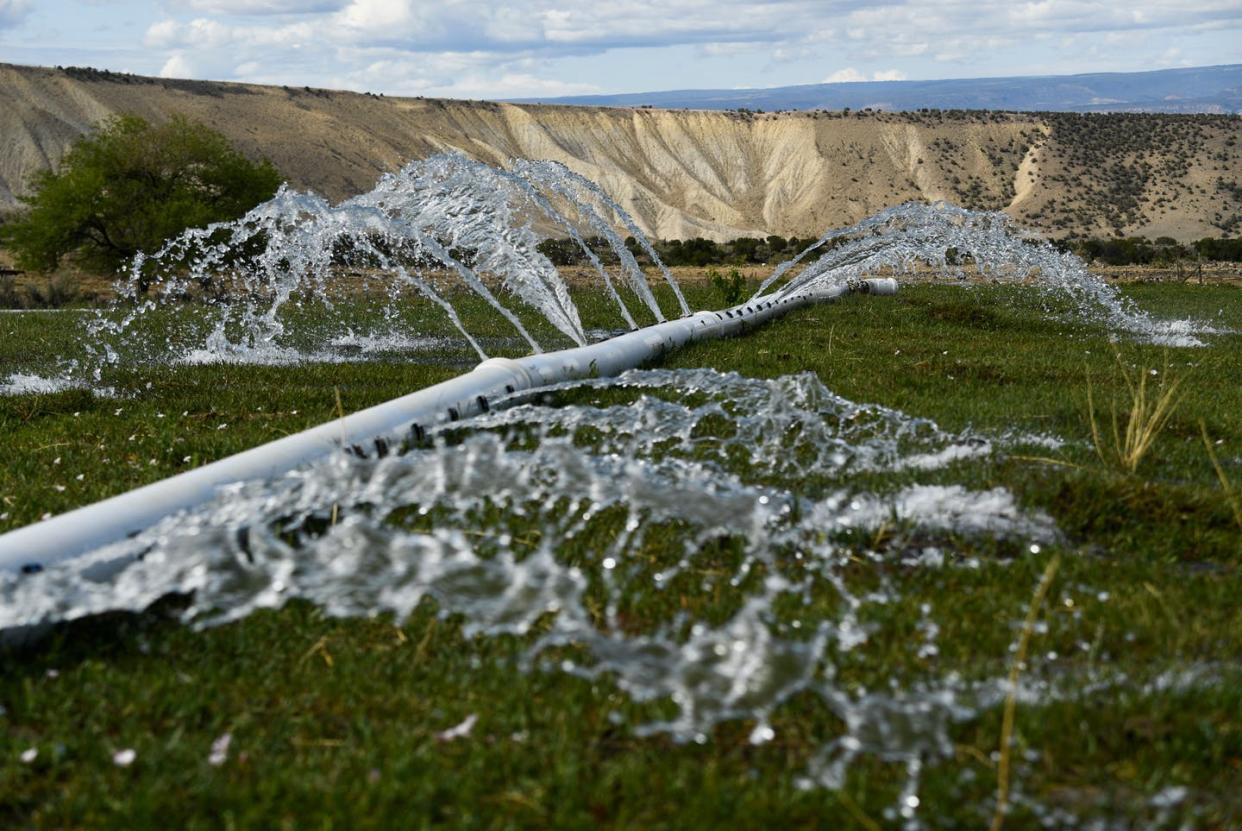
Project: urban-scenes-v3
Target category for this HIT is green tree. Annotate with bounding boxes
[1,114,281,275]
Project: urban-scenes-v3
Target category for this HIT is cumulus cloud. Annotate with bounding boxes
[0,0,30,29]
[443,73,601,98]
[159,53,197,79]
[825,68,908,83]
[172,1,347,13]
[824,67,867,83]
[146,18,235,49]
[123,1,1242,97]
[316,0,811,53]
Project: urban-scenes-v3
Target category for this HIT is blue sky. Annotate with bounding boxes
[1,1,1240,99]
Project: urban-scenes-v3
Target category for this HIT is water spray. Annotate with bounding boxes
[0,156,1210,581]
[0,278,896,578]
[0,152,1220,823]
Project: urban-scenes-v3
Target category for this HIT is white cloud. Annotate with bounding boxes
[115,1,1242,98]
[336,0,419,33]
[824,67,867,83]
[174,1,347,13]
[699,41,763,58]
[145,19,180,47]
[146,18,235,49]
[159,52,196,78]
[825,67,908,83]
[441,72,600,98]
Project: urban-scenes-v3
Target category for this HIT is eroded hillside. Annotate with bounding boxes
[1,63,1239,242]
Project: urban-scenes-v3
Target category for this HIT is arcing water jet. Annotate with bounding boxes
[0,154,1211,579]
[0,278,896,577]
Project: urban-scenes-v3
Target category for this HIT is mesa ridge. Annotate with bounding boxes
[1,62,1239,242]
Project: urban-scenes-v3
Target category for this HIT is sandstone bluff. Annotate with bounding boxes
[2,63,1239,243]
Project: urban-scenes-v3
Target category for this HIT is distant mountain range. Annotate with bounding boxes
[513,64,1242,114]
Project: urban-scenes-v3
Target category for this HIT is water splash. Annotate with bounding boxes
[0,373,91,397]
[513,158,691,318]
[2,365,1229,826]
[0,152,1230,830]
[1,368,1067,817]
[68,153,694,387]
[756,202,1216,347]
[0,159,1217,399]
[177,332,455,367]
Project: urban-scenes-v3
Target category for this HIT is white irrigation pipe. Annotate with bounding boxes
[0,279,896,578]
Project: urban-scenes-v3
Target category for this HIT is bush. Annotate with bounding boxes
[708,267,747,305]
[24,274,81,309]
[1,114,281,276]
[1192,237,1242,262]
[1064,235,1242,265]
[0,275,19,308]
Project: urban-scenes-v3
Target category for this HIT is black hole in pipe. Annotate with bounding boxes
[349,443,367,457]
[236,527,254,562]
[20,563,44,575]
[410,423,425,442]
[505,384,515,394]
[374,437,390,458]
[476,395,490,413]
[448,407,460,422]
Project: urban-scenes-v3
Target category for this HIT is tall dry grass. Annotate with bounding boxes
[1086,349,1183,474]
[1200,421,1242,533]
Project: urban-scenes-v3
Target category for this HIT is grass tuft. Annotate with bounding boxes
[1086,348,1184,474]
[1200,420,1242,533]
[990,554,1061,831]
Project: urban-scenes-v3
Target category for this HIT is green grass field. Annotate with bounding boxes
[1,281,1239,828]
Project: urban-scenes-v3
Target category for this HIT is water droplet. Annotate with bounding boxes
[208,733,232,766]
[750,724,776,744]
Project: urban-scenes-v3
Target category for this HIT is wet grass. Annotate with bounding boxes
[1,282,1240,828]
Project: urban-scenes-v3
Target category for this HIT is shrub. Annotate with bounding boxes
[23,274,81,309]
[1,114,281,276]
[0,274,19,308]
[708,267,747,305]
